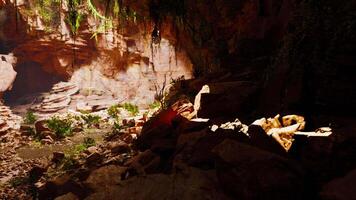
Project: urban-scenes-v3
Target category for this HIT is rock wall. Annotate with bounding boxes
[1,0,354,113]
[0,0,193,106]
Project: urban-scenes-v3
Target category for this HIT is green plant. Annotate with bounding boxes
[61,155,79,170]
[121,103,139,116]
[35,0,61,29]
[60,138,94,170]
[107,104,121,118]
[81,114,101,127]
[83,137,96,148]
[24,110,37,124]
[46,116,74,138]
[67,0,83,35]
[113,120,123,132]
[149,101,161,110]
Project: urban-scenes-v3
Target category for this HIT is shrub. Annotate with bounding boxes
[46,116,73,138]
[107,104,121,118]
[24,110,37,124]
[83,137,96,148]
[121,103,139,116]
[81,114,101,127]
[149,101,161,110]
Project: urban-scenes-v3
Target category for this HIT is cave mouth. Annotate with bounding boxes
[4,61,64,105]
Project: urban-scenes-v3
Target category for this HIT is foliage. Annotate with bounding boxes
[149,101,161,110]
[108,102,139,117]
[81,114,101,127]
[107,104,121,118]
[60,137,94,170]
[154,74,168,109]
[113,121,123,132]
[24,110,37,124]
[46,116,74,138]
[35,0,61,29]
[121,103,139,116]
[30,140,43,148]
[61,155,79,170]
[67,0,84,34]
[83,137,96,148]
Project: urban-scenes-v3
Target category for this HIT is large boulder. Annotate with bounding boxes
[213,139,305,199]
[85,166,232,200]
[0,55,17,94]
[195,81,258,118]
[320,168,356,200]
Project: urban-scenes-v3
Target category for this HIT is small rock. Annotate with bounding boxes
[41,136,54,144]
[29,166,47,182]
[86,146,98,155]
[52,152,65,163]
[41,130,56,139]
[86,152,103,165]
[110,142,130,154]
[35,120,50,134]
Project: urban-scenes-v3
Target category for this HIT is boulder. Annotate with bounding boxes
[86,152,103,165]
[35,119,50,134]
[178,131,249,169]
[0,57,17,93]
[52,152,65,163]
[213,139,305,199]
[85,166,231,200]
[125,150,161,175]
[196,81,258,118]
[38,174,90,200]
[136,123,175,151]
[84,165,126,192]
[110,141,130,154]
[320,168,356,200]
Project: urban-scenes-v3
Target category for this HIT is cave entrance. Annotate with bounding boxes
[4,61,64,105]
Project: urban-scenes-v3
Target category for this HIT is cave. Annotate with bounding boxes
[4,61,64,105]
[0,0,355,199]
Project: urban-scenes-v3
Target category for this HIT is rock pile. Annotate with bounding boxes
[0,105,22,135]
[9,80,355,200]
[32,82,79,114]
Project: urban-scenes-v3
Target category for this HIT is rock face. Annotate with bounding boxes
[213,139,304,199]
[320,168,356,200]
[0,0,193,106]
[0,54,17,98]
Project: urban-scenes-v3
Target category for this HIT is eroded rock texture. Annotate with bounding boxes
[0,0,193,106]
